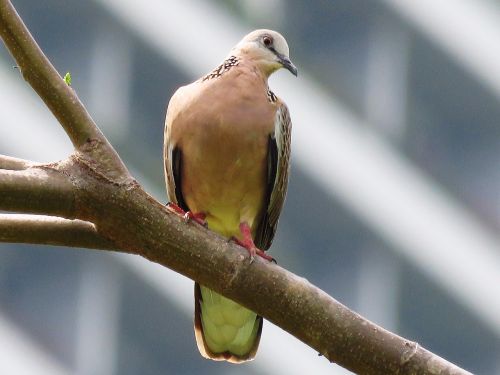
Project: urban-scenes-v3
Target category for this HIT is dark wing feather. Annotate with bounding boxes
[255,103,292,250]
[164,135,188,211]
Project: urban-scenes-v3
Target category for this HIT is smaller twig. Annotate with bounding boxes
[0,0,95,148]
[0,214,116,250]
[0,164,76,218]
[0,154,35,170]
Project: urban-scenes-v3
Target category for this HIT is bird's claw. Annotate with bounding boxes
[255,248,275,263]
[183,211,207,227]
[167,202,207,227]
[232,223,274,263]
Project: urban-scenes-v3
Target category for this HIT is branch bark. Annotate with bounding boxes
[0,1,473,374]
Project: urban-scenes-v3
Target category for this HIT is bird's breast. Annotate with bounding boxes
[169,70,277,237]
[181,117,269,238]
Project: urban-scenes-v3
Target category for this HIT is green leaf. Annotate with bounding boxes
[63,72,72,86]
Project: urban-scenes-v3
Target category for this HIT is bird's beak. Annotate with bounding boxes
[279,55,298,77]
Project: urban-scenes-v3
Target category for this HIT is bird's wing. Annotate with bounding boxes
[163,90,189,211]
[255,102,292,250]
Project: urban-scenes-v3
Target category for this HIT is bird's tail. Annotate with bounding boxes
[194,282,262,363]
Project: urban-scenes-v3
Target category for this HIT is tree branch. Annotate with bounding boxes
[0,157,466,375]
[0,165,76,217]
[0,0,131,184]
[0,154,34,170]
[0,214,116,250]
[0,0,473,374]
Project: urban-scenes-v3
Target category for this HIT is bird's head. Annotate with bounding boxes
[233,29,298,78]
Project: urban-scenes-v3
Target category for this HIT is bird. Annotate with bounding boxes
[163,29,297,363]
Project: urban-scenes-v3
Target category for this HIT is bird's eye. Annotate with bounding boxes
[263,36,273,47]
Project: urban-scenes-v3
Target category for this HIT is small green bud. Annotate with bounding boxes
[63,72,72,86]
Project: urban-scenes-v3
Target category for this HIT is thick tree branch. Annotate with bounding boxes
[0,0,131,184]
[1,158,470,375]
[0,1,473,374]
[0,214,116,250]
[0,165,76,217]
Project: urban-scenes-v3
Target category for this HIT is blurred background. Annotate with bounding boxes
[1,0,499,374]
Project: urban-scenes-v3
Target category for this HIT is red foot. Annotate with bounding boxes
[167,202,207,227]
[183,211,207,226]
[233,222,275,263]
[167,202,185,215]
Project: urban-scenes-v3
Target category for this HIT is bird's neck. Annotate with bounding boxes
[231,49,275,80]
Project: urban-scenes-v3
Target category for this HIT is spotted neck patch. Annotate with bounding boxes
[202,56,239,81]
[267,89,278,103]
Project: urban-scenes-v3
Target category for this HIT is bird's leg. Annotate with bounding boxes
[166,202,207,227]
[232,222,275,263]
